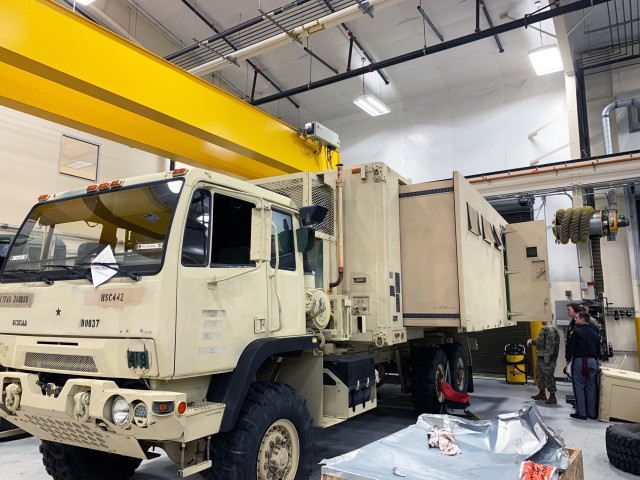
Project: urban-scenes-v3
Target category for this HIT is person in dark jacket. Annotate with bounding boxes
[564,303,582,348]
[565,311,600,419]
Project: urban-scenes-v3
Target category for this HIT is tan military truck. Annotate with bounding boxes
[0,162,549,479]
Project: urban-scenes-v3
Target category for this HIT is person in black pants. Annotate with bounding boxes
[565,311,600,420]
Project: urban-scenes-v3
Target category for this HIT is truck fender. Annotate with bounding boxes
[206,336,317,432]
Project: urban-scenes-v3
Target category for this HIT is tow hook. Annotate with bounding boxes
[5,383,22,412]
[74,392,91,422]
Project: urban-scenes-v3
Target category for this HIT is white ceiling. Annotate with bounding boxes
[66,0,612,130]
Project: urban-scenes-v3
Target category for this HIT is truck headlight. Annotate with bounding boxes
[112,396,131,427]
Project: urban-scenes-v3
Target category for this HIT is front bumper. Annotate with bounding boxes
[0,372,224,459]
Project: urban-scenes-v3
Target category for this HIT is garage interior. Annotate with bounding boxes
[2,1,640,479]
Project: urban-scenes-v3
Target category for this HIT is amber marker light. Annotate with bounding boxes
[37,194,50,202]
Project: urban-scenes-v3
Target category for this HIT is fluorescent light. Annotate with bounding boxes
[353,94,391,117]
[528,45,563,76]
[74,0,96,5]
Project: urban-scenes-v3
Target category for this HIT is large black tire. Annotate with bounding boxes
[206,381,313,480]
[442,343,468,394]
[40,441,142,480]
[409,344,448,414]
[606,423,640,475]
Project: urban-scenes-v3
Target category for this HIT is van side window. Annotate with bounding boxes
[181,189,211,266]
[211,193,254,266]
[271,210,296,271]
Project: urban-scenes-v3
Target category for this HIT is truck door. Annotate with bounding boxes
[267,208,305,337]
[175,186,269,377]
[504,220,551,322]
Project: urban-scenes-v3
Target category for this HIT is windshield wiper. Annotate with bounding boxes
[44,265,93,283]
[4,269,55,285]
[77,262,141,281]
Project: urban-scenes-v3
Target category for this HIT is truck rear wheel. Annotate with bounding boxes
[208,381,313,480]
[40,441,141,480]
[442,343,468,393]
[409,345,447,414]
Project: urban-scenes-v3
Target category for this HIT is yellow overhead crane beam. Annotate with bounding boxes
[0,0,337,179]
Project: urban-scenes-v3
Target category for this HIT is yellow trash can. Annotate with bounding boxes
[504,343,528,384]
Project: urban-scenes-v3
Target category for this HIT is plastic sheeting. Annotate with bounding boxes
[321,403,568,480]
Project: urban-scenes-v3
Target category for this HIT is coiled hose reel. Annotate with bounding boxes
[552,206,629,244]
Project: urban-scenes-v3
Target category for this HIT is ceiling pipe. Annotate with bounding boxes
[188,0,404,76]
[320,0,390,84]
[602,97,640,154]
[252,0,614,106]
[179,0,300,108]
[166,0,314,61]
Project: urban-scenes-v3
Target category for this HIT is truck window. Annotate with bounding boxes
[181,189,211,266]
[271,210,296,271]
[210,193,254,266]
[1,179,183,282]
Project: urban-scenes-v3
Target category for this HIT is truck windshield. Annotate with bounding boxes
[1,179,183,283]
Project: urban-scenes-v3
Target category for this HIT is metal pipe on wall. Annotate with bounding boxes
[329,164,344,290]
[602,98,640,154]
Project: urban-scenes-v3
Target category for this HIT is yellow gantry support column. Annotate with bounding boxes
[0,1,336,179]
[529,321,543,385]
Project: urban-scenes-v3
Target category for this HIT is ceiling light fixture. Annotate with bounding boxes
[74,0,96,5]
[353,94,391,117]
[528,45,563,76]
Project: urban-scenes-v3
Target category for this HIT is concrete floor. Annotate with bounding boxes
[1,377,636,479]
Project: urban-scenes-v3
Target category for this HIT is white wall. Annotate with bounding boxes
[328,72,570,182]
[0,105,166,227]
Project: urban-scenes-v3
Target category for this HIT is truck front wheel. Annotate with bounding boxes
[40,441,142,480]
[208,381,313,480]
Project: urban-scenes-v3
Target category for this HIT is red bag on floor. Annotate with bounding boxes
[519,460,556,480]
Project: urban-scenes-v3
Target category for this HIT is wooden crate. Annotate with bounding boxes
[560,448,584,480]
[322,448,583,480]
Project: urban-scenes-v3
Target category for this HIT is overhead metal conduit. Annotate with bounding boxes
[187,0,404,76]
[252,0,615,106]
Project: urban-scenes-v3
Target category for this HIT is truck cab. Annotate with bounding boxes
[0,167,325,480]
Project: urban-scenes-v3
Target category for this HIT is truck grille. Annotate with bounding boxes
[24,352,98,373]
[256,176,335,236]
[311,179,335,236]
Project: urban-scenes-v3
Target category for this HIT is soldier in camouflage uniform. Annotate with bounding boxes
[527,321,561,404]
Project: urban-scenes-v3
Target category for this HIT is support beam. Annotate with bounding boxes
[252,0,614,106]
[0,0,334,179]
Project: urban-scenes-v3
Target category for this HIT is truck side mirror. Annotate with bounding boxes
[296,227,316,253]
[299,205,328,227]
[250,207,271,263]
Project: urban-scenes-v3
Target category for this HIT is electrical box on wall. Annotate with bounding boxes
[555,300,572,326]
